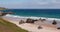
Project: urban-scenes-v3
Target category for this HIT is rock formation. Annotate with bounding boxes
[26,18,38,23]
[19,20,25,24]
[38,26,42,29]
[57,27,60,29]
[52,20,57,25]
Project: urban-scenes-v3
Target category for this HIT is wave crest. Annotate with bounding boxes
[5,14,60,21]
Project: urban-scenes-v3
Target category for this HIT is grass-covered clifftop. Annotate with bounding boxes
[0,18,28,32]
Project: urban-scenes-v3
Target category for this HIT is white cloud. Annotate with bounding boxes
[0,0,60,9]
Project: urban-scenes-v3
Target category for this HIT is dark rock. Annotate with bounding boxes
[26,18,38,23]
[42,19,46,21]
[0,12,14,16]
[57,27,60,29]
[41,19,46,22]
[33,19,38,21]
[19,20,24,24]
[52,20,57,25]
[38,26,42,29]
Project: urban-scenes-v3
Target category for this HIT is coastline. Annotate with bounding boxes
[6,14,60,20]
[2,15,60,32]
[5,14,60,27]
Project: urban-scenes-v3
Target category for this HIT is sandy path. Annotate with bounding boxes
[2,16,60,32]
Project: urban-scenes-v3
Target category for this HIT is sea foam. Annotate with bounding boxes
[5,14,60,21]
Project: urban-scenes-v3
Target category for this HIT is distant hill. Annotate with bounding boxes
[0,18,28,32]
[0,7,6,10]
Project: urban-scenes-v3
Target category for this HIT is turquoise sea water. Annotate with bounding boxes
[4,9,60,19]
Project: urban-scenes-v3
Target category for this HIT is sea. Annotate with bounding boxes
[3,9,60,20]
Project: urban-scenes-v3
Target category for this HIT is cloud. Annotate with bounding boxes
[0,0,60,9]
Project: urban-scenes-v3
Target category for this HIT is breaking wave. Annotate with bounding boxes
[5,14,60,21]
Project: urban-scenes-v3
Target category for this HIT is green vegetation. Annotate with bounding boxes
[0,18,28,32]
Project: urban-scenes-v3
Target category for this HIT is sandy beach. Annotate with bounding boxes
[2,16,60,32]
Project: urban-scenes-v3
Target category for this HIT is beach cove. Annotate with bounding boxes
[2,14,60,32]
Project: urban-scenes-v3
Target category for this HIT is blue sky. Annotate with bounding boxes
[0,0,60,9]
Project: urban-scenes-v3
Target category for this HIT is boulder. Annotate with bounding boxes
[38,26,42,29]
[40,19,46,22]
[26,18,38,23]
[19,20,25,24]
[52,20,57,25]
[57,27,60,29]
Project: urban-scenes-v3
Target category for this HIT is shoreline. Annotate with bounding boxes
[4,14,60,27]
[2,16,60,32]
[6,14,60,20]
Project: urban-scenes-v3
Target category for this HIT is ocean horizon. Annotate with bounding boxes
[4,9,60,20]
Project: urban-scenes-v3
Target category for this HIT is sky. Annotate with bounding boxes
[0,0,60,9]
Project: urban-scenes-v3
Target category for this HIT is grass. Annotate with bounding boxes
[0,18,28,32]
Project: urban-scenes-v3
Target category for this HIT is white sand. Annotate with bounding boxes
[2,16,60,32]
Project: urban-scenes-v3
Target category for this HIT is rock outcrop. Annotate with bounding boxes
[26,18,38,23]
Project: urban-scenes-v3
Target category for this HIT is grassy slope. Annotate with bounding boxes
[0,18,28,32]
